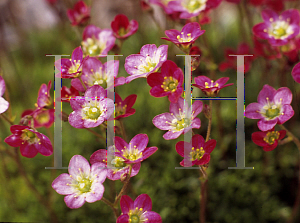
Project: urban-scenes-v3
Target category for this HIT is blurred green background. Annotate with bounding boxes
[0,0,300,223]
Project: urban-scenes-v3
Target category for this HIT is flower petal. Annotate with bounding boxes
[52,173,76,195]
[68,155,90,177]
[134,194,152,211]
[64,194,85,209]
[120,195,134,214]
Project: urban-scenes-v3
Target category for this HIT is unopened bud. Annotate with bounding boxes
[120,172,129,183]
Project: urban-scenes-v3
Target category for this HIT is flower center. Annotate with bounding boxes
[115,102,127,116]
[68,60,82,77]
[122,145,143,161]
[36,112,50,124]
[21,129,39,144]
[204,80,219,88]
[118,27,128,36]
[176,118,191,130]
[88,67,108,88]
[190,147,205,161]
[176,33,193,43]
[138,56,158,73]
[78,178,92,193]
[261,97,283,120]
[111,156,126,168]
[267,20,294,39]
[82,38,101,56]
[83,105,101,120]
[263,131,280,145]
[161,76,179,92]
[128,207,148,223]
[265,107,280,119]
[130,215,140,223]
[184,0,207,13]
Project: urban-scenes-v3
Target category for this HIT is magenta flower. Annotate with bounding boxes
[292,62,300,84]
[111,14,138,39]
[125,44,168,83]
[114,92,137,120]
[90,148,141,181]
[0,76,9,114]
[82,25,116,56]
[36,81,52,109]
[55,46,86,79]
[153,97,203,140]
[252,128,286,151]
[253,9,300,46]
[167,0,222,19]
[71,57,124,92]
[192,76,233,97]
[67,1,90,26]
[61,85,80,102]
[161,22,205,51]
[52,155,107,209]
[147,60,183,103]
[4,125,53,158]
[117,194,162,223]
[245,85,294,131]
[68,85,114,128]
[114,134,158,164]
[176,134,216,166]
[21,108,54,129]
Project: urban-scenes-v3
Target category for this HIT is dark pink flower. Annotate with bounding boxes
[176,134,216,166]
[71,57,124,92]
[111,14,138,39]
[21,109,54,129]
[253,37,281,60]
[36,81,52,109]
[4,125,53,158]
[193,76,233,97]
[61,85,80,102]
[0,76,9,114]
[67,1,90,26]
[147,60,183,103]
[219,43,254,73]
[152,97,202,140]
[167,0,222,19]
[292,62,300,83]
[55,46,86,79]
[245,85,294,131]
[252,128,286,151]
[253,9,300,46]
[189,46,201,71]
[52,155,107,209]
[82,25,116,56]
[114,134,158,164]
[281,37,300,63]
[90,148,141,181]
[117,194,162,223]
[125,44,168,83]
[68,85,114,128]
[114,93,137,120]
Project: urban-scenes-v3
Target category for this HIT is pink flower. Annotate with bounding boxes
[68,85,114,128]
[292,62,300,83]
[253,9,300,46]
[52,155,107,209]
[90,148,141,181]
[114,134,158,164]
[55,46,86,79]
[147,60,183,103]
[21,108,54,128]
[0,76,9,114]
[253,37,281,60]
[111,14,138,39]
[36,81,52,109]
[71,57,125,92]
[152,97,203,140]
[61,85,80,102]
[176,134,216,166]
[245,85,294,131]
[162,22,205,52]
[114,93,137,120]
[125,44,168,83]
[4,125,53,158]
[167,0,222,19]
[81,25,116,56]
[67,1,90,26]
[252,129,286,151]
[192,76,233,97]
[117,194,162,223]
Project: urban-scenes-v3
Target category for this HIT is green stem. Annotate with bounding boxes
[0,113,14,125]
[205,100,213,142]
[114,164,133,206]
[101,196,119,220]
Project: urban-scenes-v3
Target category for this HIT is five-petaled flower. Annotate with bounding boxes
[117,194,162,223]
[4,125,53,158]
[52,155,107,209]
[0,76,9,114]
[125,44,168,83]
[252,128,286,151]
[67,1,90,26]
[162,22,205,52]
[245,84,294,131]
[114,134,158,164]
[252,9,300,46]
[111,14,138,39]
[147,60,183,103]
[114,92,137,120]
[55,46,86,79]
[152,97,203,140]
[68,85,114,128]
[192,76,233,97]
[90,147,141,181]
[176,134,216,166]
